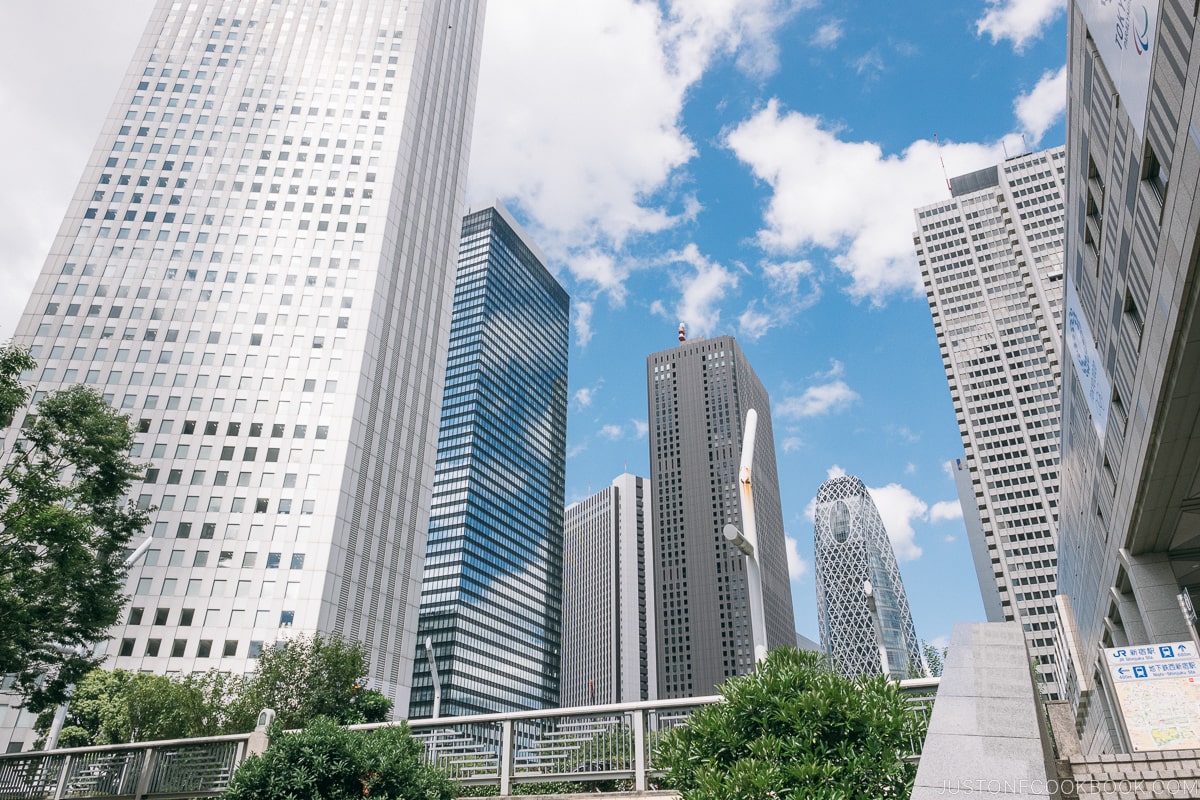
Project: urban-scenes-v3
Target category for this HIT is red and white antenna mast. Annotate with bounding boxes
[678,322,686,343]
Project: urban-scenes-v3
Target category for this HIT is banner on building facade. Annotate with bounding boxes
[1078,0,1161,139]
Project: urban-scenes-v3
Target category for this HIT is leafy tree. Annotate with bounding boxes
[223,634,393,731]
[922,639,947,677]
[0,344,150,711]
[657,647,922,799]
[223,717,453,800]
[33,669,219,748]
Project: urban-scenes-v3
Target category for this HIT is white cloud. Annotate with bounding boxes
[1015,65,1067,145]
[631,419,649,439]
[904,462,917,475]
[738,259,821,339]
[853,48,885,77]
[661,244,740,337]
[785,536,810,580]
[812,359,844,380]
[810,20,844,48]
[738,302,774,341]
[776,380,860,419]
[781,435,804,454]
[929,500,964,523]
[574,300,595,347]
[598,424,625,441]
[943,459,960,480]
[567,442,589,459]
[977,0,1066,51]
[725,100,1016,303]
[826,464,847,480]
[573,389,594,409]
[867,483,926,561]
[469,0,802,312]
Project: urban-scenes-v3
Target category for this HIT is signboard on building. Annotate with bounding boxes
[1065,281,1111,439]
[1104,641,1200,751]
[1078,0,1161,139]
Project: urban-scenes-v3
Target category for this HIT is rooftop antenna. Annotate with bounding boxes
[1001,136,1010,160]
[678,322,686,343]
[1021,133,1030,155]
[933,133,951,194]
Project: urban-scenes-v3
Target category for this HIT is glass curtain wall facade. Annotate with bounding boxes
[913,148,1067,699]
[813,475,922,679]
[646,335,795,698]
[560,473,658,707]
[0,0,486,749]
[408,203,569,719]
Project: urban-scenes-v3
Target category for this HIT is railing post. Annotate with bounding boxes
[499,720,513,796]
[52,754,72,800]
[632,709,647,791]
[132,746,157,800]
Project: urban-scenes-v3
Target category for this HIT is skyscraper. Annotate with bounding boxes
[646,334,795,697]
[0,0,486,747]
[913,147,1067,699]
[813,474,922,680]
[1056,0,1200,756]
[408,203,569,719]
[560,473,657,707]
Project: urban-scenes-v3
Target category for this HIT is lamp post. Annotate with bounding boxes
[722,408,768,665]
[863,580,891,678]
[45,537,155,751]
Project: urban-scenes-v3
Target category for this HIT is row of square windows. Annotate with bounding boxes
[118,637,273,660]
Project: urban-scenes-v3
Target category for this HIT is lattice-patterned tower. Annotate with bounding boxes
[814,475,922,679]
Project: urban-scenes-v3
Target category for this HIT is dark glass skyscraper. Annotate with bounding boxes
[646,334,795,697]
[408,203,569,718]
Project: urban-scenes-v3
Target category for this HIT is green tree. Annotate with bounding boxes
[223,717,453,800]
[33,669,220,747]
[657,647,922,800]
[224,634,393,731]
[0,344,150,712]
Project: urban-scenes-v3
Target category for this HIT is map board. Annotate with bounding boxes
[1105,641,1200,751]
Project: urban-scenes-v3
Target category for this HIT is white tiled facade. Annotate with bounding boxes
[0,0,486,750]
[560,474,657,707]
[914,148,1067,699]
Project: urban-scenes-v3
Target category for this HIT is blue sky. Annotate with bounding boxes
[0,0,1070,646]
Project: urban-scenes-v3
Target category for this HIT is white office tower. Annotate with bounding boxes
[560,474,658,707]
[913,147,1067,699]
[0,0,486,748]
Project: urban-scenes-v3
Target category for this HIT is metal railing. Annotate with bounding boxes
[0,678,939,799]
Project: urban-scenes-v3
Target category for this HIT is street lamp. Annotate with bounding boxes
[723,408,768,665]
[424,636,442,720]
[45,537,156,750]
[863,580,891,678]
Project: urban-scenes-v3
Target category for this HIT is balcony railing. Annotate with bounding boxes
[0,677,938,799]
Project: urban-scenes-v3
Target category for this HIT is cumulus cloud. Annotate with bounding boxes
[781,435,804,454]
[469,0,802,314]
[976,0,1066,51]
[811,20,844,48]
[725,100,1016,303]
[785,536,810,580]
[776,380,860,419]
[867,483,926,561]
[631,419,649,439]
[573,381,603,409]
[1015,65,1067,145]
[598,424,626,441]
[826,464,847,480]
[574,300,595,347]
[738,259,821,340]
[655,244,740,337]
[929,500,964,523]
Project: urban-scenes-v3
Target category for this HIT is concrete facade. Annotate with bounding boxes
[560,474,658,707]
[1057,0,1200,756]
[914,148,1068,699]
[912,623,1058,800]
[0,0,487,750]
[645,335,795,697]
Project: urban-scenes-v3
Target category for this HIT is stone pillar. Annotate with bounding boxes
[1119,549,1192,643]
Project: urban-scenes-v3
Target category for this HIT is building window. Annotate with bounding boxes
[1143,143,1168,206]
